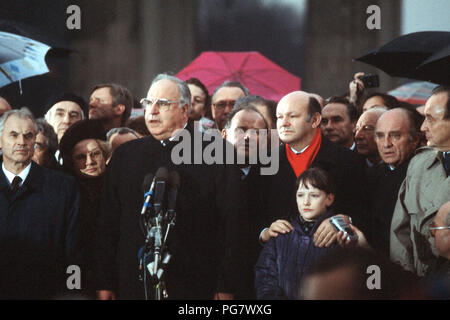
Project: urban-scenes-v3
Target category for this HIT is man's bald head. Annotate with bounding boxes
[309,93,324,109]
[276,91,322,150]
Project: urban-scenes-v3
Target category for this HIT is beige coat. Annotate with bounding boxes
[390,148,450,277]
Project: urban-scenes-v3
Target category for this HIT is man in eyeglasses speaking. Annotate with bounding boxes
[95,74,243,300]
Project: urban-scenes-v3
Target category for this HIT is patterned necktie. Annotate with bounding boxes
[10,176,22,193]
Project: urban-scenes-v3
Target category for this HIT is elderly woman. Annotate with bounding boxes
[59,119,109,295]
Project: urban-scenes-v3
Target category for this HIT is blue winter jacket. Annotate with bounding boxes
[255,211,338,299]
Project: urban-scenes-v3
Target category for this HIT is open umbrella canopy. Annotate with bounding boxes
[415,44,450,85]
[388,81,438,106]
[176,51,301,101]
[0,31,51,92]
[355,31,450,85]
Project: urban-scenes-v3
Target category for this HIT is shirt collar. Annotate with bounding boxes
[2,162,32,186]
[349,141,356,151]
[161,121,189,146]
[240,166,251,179]
[289,144,309,155]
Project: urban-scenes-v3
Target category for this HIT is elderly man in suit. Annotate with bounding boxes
[0,108,82,299]
[95,74,243,300]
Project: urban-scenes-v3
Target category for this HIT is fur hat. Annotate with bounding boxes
[59,119,107,166]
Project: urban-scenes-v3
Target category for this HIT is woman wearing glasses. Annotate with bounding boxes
[59,119,110,297]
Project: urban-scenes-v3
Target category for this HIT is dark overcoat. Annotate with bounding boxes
[94,125,244,299]
[0,161,83,299]
[262,136,367,229]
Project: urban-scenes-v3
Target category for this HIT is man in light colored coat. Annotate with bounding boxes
[390,86,450,277]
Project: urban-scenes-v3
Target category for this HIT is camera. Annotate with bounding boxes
[360,74,379,88]
[330,216,358,242]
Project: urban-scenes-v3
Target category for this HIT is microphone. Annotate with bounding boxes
[167,171,180,217]
[163,171,180,245]
[149,167,168,277]
[140,173,154,216]
[154,179,167,215]
[140,167,168,216]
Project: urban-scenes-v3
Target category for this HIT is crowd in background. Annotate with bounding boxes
[0,71,448,300]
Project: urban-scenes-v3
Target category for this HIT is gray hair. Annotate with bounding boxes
[35,118,59,156]
[106,127,139,142]
[44,103,85,124]
[151,74,191,114]
[0,107,38,137]
[211,81,250,103]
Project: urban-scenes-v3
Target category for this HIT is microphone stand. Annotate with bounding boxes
[139,209,176,300]
[139,169,178,300]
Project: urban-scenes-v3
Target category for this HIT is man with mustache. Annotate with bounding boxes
[95,74,243,300]
[0,108,82,299]
[260,91,366,249]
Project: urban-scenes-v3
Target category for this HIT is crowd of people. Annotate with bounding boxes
[0,71,448,300]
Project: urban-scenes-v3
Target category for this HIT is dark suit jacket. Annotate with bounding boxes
[0,161,83,299]
[94,125,244,299]
[235,164,270,299]
[262,136,367,229]
[365,160,409,256]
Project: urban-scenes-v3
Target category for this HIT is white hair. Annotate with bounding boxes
[0,107,38,136]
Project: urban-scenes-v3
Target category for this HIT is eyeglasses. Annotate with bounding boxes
[140,98,179,112]
[34,142,46,151]
[73,149,103,163]
[213,100,236,110]
[429,221,450,237]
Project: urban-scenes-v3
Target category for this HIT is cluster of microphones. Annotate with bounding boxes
[138,167,180,299]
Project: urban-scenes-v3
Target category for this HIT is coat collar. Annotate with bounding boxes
[0,161,43,199]
[429,150,446,170]
[20,161,44,192]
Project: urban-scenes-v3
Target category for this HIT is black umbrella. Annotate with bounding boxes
[355,31,450,85]
[415,44,450,85]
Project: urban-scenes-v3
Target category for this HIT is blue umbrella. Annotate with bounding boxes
[0,31,51,94]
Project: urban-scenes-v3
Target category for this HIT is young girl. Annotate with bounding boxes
[255,167,339,299]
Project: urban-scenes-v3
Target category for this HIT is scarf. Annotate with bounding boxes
[286,129,322,177]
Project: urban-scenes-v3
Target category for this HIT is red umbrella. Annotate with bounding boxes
[388,81,438,106]
[176,51,301,101]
